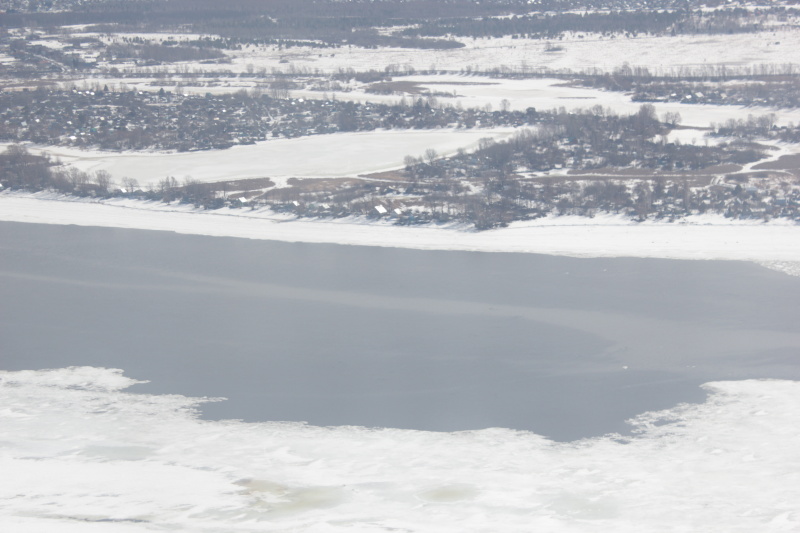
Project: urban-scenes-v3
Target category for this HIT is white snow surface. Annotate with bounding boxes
[385,75,800,127]
[226,31,800,74]
[2,128,517,186]
[2,192,800,271]
[1,366,799,532]
[79,75,800,130]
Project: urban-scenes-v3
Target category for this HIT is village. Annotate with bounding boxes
[1,0,799,229]
[0,85,536,151]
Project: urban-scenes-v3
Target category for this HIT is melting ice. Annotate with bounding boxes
[1,366,799,532]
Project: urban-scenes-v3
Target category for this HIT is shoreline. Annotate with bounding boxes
[2,191,799,272]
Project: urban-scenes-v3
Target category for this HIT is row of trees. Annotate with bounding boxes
[403,7,789,40]
[0,144,232,208]
[0,144,115,196]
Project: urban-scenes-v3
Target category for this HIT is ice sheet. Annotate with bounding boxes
[1,366,798,531]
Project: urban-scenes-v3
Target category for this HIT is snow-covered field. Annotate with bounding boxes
[1,366,798,532]
[23,26,800,78]
[223,31,800,74]
[326,75,800,128]
[1,128,517,187]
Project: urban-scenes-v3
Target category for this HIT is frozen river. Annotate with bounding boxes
[1,221,799,441]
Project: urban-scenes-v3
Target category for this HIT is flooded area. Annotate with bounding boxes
[1,222,798,441]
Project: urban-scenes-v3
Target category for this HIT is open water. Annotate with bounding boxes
[1,222,798,441]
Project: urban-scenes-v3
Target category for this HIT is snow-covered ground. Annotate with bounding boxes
[4,21,800,533]
[9,75,800,194]
[2,192,799,274]
[1,366,798,532]
[28,25,800,78]
[327,75,800,128]
[2,76,799,274]
[0,128,518,187]
[221,31,800,75]
[65,75,800,132]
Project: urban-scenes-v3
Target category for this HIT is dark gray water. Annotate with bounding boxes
[1,222,799,441]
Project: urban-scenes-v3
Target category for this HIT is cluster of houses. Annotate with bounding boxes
[249,168,800,230]
[631,80,800,108]
[0,86,538,151]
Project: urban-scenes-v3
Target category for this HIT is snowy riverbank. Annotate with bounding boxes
[2,191,799,274]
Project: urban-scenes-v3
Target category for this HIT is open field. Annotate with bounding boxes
[1,128,518,187]
[159,30,800,74]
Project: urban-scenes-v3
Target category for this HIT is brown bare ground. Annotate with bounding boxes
[731,170,800,180]
[285,177,365,191]
[209,177,275,191]
[366,80,497,95]
[359,170,412,182]
[567,164,740,177]
[753,154,800,171]
[742,171,788,178]
[419,81,498,86]
[365,81,427,94]
[556,164,744,186]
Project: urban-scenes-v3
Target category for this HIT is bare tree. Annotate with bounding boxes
[94,170,113,195]
[663,111,682,127]
[403,155,418,169]
[424,148,438,166]
[121,177,140,193]
[68,168,90,194]
[269,79,291,99]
